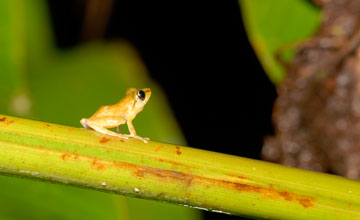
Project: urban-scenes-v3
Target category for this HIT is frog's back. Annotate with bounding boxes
[90,96,132,118]
[90,105,112,118]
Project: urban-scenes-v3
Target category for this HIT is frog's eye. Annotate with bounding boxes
[137,90,146,101]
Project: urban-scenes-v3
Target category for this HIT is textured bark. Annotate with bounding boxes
[262,0,360,179]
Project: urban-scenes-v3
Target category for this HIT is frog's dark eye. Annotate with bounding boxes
[137,90,146,101]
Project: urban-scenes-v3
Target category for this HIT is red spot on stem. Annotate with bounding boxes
[99,137,111,143]
[175,146,182,155]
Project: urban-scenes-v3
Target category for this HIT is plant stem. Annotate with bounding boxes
[0,114,359,219]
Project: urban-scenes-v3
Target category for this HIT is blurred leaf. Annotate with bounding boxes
[240,0,321,84]
[0,1,27,110]
[0,0,200,219]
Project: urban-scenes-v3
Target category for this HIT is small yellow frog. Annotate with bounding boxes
[80,88,151,143]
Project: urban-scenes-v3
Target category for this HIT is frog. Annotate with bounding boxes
[80,88,151,143]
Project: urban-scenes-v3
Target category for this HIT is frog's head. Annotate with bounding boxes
[135,88,151,105]
[126,88,152,110]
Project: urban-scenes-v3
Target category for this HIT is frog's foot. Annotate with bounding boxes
[125,134,150,143]
[115,133,129,140]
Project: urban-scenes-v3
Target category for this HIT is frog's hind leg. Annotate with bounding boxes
[90,124,128,139]
[85,117,128,140]
[80,118,89,129]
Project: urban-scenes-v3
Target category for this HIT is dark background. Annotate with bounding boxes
[48,0,277,219]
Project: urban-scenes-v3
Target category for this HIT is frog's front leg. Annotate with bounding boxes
[126,119,149,143]
[81,117,129,140]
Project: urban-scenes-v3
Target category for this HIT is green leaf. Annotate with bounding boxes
[240,0,321,84]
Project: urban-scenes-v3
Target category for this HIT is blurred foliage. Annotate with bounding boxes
[0,0,201,219]
[240,0,321,84]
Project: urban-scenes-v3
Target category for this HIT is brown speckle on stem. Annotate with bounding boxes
[175,146,182,155]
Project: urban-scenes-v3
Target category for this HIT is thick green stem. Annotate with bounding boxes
[0,114,359,219]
